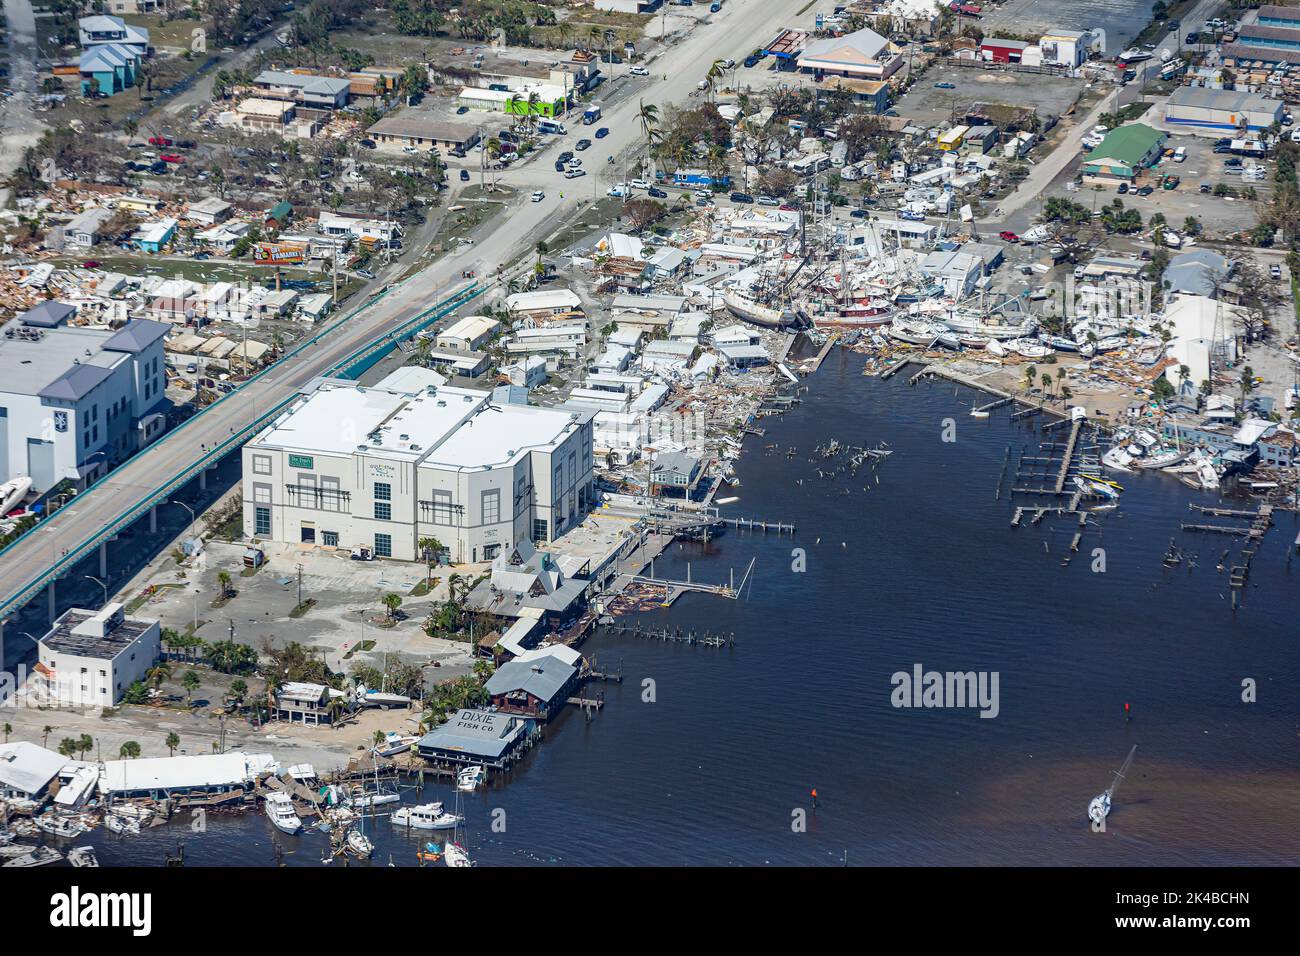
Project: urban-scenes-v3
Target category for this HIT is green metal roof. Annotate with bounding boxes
[1083,123,1166,168]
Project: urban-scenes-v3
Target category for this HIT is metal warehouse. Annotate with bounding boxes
[1163,87,1284,133]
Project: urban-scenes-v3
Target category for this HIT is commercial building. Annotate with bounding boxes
[1162,87,1284,133]
[0,304,168,490]
[505,288,584,324]
[1080,124,1166,184]
[457,84,569,116]
[241,378,595,564]
[99,751,278,799]
[980,38,1031,63]
[484,644,583,720]
[253,70,351,111]
[796,27,905,82]
[365,114,481,153]
[1259,4,1300,29]
[416,708,531,769]
[33,603,160,707]
[184,197,234,227]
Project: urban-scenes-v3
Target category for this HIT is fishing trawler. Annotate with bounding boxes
[1088,745,1138,826]
[723,289,796,328]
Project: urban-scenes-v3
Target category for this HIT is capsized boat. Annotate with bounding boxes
[371,732,419,758]
[346,828,374,859]
[443,841,474,867]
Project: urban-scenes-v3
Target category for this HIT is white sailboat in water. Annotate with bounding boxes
[1088,744,1137,826]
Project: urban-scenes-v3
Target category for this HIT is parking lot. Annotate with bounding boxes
[894,62,1084,127]
[979,0,1157,53]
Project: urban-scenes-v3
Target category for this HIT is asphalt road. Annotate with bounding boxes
[0,0,807,620]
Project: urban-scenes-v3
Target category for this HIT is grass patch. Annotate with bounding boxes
[288,599,317,618]
[409,579,432,597]
[342,639,377,660]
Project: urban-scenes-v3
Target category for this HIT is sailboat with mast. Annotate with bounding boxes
[1087,744,1138,826]
[443,786,475,867]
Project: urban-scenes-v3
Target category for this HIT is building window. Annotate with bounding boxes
[481,489,501,524]
[483,543,500,560]
[432,491,456,524]
[254,506,271,536]
[532,518,548,542]
[374,501,391,521]
[374,533,392,558]
[374,481,391,501]
[322,531,339,547]
[253,454,272,475]
[253,483,272,504]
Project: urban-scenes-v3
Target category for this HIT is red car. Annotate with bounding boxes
[148,135,173,147]
[998,230,1020,243]
[161,154,184,164]
[82,260,100,269]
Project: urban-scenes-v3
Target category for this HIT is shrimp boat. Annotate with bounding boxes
[1088,745,1138,826]
[456,765,485,792]
[392,802,462,831]
[723,289,795,328]
[263,792,303,835]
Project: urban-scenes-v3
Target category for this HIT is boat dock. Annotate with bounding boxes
[724,516,796,534]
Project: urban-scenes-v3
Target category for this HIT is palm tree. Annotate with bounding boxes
[58,738,78,758]
[165,732,180,756]
[638,100,660,162]
[217,570,232,599]
[182,670,201,703]
[382,592,402,620]
[42,725,53,748]
[123,118,138,144]
[76,734,93,760]
[2,723,9,743]
[119,741,141,759]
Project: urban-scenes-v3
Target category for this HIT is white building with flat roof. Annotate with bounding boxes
[242,379,595,563]
[34,603,160,707]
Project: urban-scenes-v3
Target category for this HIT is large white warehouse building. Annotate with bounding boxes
[241,378,595,563]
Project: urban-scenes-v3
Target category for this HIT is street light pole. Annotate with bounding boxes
[84,575,109,606]
[171,499,197,541]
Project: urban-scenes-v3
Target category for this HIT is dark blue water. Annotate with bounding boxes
[64,351,1300,866]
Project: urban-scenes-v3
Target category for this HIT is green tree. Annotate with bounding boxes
[57,738,78,758]
[165,732,180,756]
[119,740,142,759]
[182,670,201,703]
[382,592,403,620]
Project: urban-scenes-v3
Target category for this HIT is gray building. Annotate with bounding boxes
[0,305,169,490]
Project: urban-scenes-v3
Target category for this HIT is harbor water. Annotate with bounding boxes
[71,350,1300,866]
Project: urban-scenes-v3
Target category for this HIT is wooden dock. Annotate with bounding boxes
[724,516,796,534]
[1054,418,1083,493]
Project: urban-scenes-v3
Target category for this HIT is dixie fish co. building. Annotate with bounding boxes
[241,379,595,563]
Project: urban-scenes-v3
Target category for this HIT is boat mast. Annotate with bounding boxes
[1106,744,1138,799]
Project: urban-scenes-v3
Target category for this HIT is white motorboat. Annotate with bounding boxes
[346,828,374,859]
[109,803,154,823]
[443,841,474,868]
[1088,745,1138,826]
[456,765,485,792]
[1042,335,1081,352]
[1074,475,1122,501]
[392,802,462,831]
[2,846,63,867]
[350,788,401,809]
[1007,337,1052,359]
[985,338,1007,357]
[371,732,420,758]
[68,846,99,867]
[0,475,32,516]
[936,310,1037,341]
[263,792,303,835]
[34,814,88,839]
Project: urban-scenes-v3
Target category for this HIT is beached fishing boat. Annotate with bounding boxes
[1042,335,1082,352]
[392,802,462,831]
[2,846,63,867]
[456,765,485,792]
[936,311,1037,341]
[371,732,420,758]
[723,290,794,328]
[1007,338,1052,359]
[1088,745,1138,826]
[263,792,302,835]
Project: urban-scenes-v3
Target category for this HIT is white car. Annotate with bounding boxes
[565,168,586,179]
[757,195,780,206]
[531,190,545,202]
[629,66,649,76]
[628,179,651,190]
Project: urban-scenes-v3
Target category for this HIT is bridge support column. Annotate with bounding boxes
[199,468,207,492]
[48,579,56,624]
[99,540,108,579]
[150,505,157,534]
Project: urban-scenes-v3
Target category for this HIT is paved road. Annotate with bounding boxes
[0,0,807,620]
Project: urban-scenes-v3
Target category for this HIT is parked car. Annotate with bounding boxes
[176,139,197,149]
[757,195,780,206]
[648,186,668,198]
[729,191,754,203]
[148,135,173,147]
[531,190,545,202]
[1136,185,1154,196]
[628,179,651,190]
[595,127,610,139]
[194,251,212,260]
[1117,182,1128,194]
[356,268,376,279]
[460,169,470,181]
[1271,264,1282,279]
[558,150,573,163]
[358,139,376,149]
[456,106,469,114]
[848,208,868,219]
[934,81,956,89]
[555,160,567,171]
[629,66,649,76]
[82,260,100,269]
[743,55,759,68]
[998,230,1019,242]
[575,138,592,151]
[565,168,586,179]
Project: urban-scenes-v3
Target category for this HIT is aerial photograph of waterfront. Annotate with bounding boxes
[0,0,1295,902]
